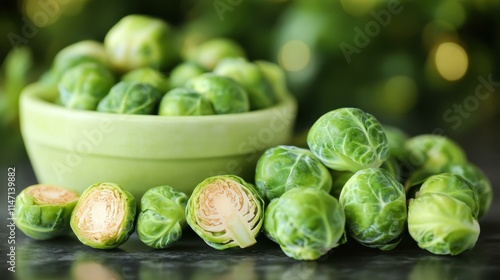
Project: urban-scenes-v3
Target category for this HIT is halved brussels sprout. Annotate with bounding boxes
[121,67,170,93]
[70,182,136,249]
[254,145,332,202]
[58,62,115,110]
[264,188,345,260]
[417,173,480,219]
[158,88,214,116]
[185,175,264,249]
[403,134,467,173]
[169,62,207,88]
[186,73,249,114]
[137,185,188,249]
[213,58,277,110]
[15,184,79,240]
[307,107,390,172]
[441,163,493,219]
[339,168,407,250]
[185,38,245,70]
[104,14,176,72]
[408,193,480,255]
[97,81,163,114]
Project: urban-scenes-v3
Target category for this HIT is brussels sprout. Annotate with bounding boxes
[58,62,115,110]
[254,145,332,202]
[70,182,136,249]
[104,14,176,72]
[403,134,467,173]
[264,188,345,260]
[254,60,290,100]
[121,67,170,93]
[185,38,246,70]
[383,125,409,158]
[185,175,264,249]
[136,185,188,249]
[408,193,480,255]
[186,73,250,114]
[417,173,480,219]
[97,81,163,114]
[213,58,277,110]
[381,156,402,182]
[339,168,407,250]
[158,88,214,116]
[307,107,390,172]
[170,62,207,88]
[441,163,493,219]
[15,184,79,240]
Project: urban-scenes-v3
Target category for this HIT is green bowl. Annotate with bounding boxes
[20,82,297,199]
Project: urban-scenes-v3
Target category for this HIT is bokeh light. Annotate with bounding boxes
[279,39,311,72]
[434,42,468,81]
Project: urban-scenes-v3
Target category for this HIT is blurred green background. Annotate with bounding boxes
[1,0,499,182]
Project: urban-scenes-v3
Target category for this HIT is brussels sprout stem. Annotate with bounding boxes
[213,196,256,248]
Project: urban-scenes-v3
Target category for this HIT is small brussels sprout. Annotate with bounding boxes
[186,73,250,114]
[121,67,170,93]
[104,14,176,72]
[136,185,188,249]
[403,134,467,173]
[58,62,115,110]
[383,125,409,158]
[213,58,277,110]
[15,184,79,240]
[264,188,345,260]
[307,107,390,172]
[380,156,402,182]
[185,38,245,70]
[339,168,407,250]
[254,145,332,202]
[185,175,264,249]
[97,81,163,114]
[70,182,136,249]
[158,88,214,116]
[169,62,207,88]
[417,173,480,219]
[254,60,290,100]
[441,163,493,219]
[408,193,480,255]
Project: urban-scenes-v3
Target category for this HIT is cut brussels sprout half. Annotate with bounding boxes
[408,193,480,255]
[158,87,214,116]
[70,182,136,249]
[137,185,188,249]
[185,175,264,249]
[339,168,407,250]
[254,145,332,202]
[15,184,80,240]
[307,107,390,172]
[97,81,163,114]
[121,67,170,93]
[264,188,346,260]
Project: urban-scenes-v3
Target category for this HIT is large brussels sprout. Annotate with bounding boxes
[213,58,277,110]
[417,173,480,219]
[441,163,493,219]
[136,185,188,249]
[185,38,245,70]
[254,145,332,202]
[121,67,170,93]
[254,60,290,100]
[169,62,207,88]
[403,134,467,173]
[158,88,214,116]
[186,73,250,114]
[97,81,163,114]
[15,184,79,240]
[408,193,480,255]
[104,14,176,72]
[339,168,407,250]
[264,188,345,260]
[70,182,136,249]
[307,107,390,172]
[58,62,115,110]
[185,175,264,249]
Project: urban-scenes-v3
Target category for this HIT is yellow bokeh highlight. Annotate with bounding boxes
[434,42,468,81]
[279,40,311,72]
